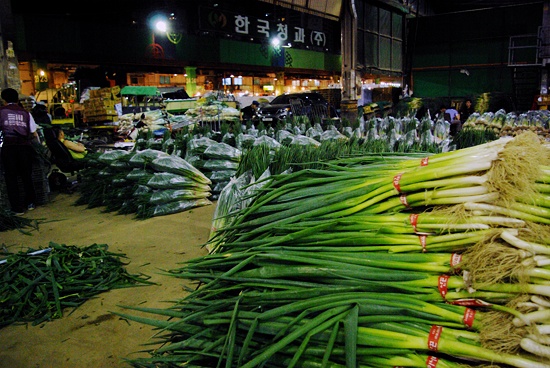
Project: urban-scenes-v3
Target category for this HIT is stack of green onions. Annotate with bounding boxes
[118,131,550,367]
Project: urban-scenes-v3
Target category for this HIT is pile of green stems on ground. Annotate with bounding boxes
[115,131,550,367]
[1,242,153,327]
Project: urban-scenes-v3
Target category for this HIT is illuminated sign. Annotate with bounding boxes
[199,6,337,53]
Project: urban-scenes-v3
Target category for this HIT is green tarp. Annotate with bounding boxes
[120,86,160,96]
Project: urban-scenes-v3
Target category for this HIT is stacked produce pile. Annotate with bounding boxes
[462,110,550,138]
[184,137,242,198]
[117,131,550,367]
[184,96,240,124]
[75,149,212,219]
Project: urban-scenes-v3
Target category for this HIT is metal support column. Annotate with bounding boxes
[340,0,359,124]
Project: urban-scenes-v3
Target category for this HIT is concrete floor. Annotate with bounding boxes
[0,190,216,367]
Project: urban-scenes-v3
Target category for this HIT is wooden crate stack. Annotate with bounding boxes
[83,86,121,124]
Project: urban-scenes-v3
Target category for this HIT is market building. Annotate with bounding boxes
[0,0,548,115]
[4,2,550,367]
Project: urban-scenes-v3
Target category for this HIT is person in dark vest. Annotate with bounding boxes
[240,100,260,122]
[0,88,39,214]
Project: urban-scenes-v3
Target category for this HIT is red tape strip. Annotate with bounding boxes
[409,213,419,232]
[463,308,476,328]
[450,299,492,307]
[450,253,462,268]
[426,356,439,368]
[421,157,429,166]
[399,194,410,208]
[419,234,427,252]
[428,325,443,351]
[438,274,449,298]
[393,173,403,193]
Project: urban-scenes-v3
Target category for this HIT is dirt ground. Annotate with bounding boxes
[0,190,216,368]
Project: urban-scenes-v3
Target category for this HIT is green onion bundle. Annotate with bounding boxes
[119,131,550,367]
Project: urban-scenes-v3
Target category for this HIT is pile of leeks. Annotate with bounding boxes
[119,131,550,367]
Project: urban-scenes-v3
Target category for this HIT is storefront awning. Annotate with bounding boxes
[120,86,160,96]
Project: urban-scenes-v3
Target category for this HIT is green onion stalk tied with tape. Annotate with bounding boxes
[118,131,550,367]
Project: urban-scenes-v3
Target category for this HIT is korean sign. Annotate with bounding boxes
[199,6,338,53]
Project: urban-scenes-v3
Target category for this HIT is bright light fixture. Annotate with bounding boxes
[155,20,167,33]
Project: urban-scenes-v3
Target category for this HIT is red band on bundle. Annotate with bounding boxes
[419,234,427,252]
[438,274,449,298]
[463,308,476,328]
[393,173,403,193]
[450,253,462,268]
[426,356,439,368]
[409,213,419,232]
[421,157,429,166]
[399,194,410,208]
[450,299,492,307]
[428,325,443,351]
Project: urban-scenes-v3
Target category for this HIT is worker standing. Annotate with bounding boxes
[0,88,39,215]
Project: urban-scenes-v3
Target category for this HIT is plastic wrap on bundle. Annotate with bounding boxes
[246,126,259,137]
[378,118,389,138]
[151,155,211,185]
[320,128,348,142]
[366,125,379,142]
[146,138,163,150]
[439,138,455,153]
[352,127,363,140]
[235,133,256,150]
[147,172,211,190]
[253,135,281,150]
[290,134,321,147]
[433,120,449,143]
[162,138,175,154]
[400,129,417,148]
[305,127,322,141]
[151,198,212,217]
[98,150,132,165]
[212,181,230,194]
[242,167,271,208]
[388,129,400,149]
[210,172,255,242]
[208,170,237,182]
[342,126,354,138]
[129,149,169,168]
[203,142,242,162]
[108,159,130,171]
[276,130,294,145]
[184,155,204,168]
[203,159,239,171]
[394,118,403,135]
[420,129,435,146]
[149,188,211,205]
[126,168,154,182]
[221,132,236,146]
[133,184,152,196]
[293,125,303,135]
[187,136,218,156]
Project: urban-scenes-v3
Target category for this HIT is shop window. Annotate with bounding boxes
[160,75,171,84]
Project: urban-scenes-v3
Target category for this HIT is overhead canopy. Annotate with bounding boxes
[120,86,160,96]
[257,0,341,21]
